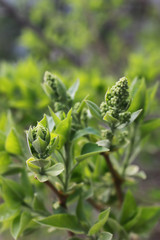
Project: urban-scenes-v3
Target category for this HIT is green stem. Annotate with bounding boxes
[64,142,72,192]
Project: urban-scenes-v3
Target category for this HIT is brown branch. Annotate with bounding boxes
[87,198,105,211]
[0,0,81,66]
[102,152,124,206]
[45,180,67,209]
[45,180,76,237]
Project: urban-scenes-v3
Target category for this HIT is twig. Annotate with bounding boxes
[45,180,75,237]
[87,198,105,211]
[45,180,67,209]
[102,152,123,206]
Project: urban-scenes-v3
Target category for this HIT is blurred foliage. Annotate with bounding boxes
[0,0,160,239]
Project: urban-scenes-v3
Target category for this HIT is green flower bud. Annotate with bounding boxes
[54,102,65,112]
[100,102,109,117]
[117,131,128,144]
[80,108,88,127]
[27,123,51,159]
[105,77,130,112]
[43,71,60,100]
[119,112,131,124]
[101,129,113,140]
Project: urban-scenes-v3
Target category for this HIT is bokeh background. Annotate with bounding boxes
[0,0,160,239]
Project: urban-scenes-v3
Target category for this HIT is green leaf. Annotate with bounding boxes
[125,165,139,176]
[46,163,64,176]
[5,128,22,155]
[1,178,25,208]
[42,82,54,97]
[130,109,143,123]
[98,232,113,240]
[88,208,110,236]
[124,206,160,234]
[11,211,32,239]
[54,109,72,149]
[97,140,110,149]
[141,118,160,135]
[39,114,48,128]
[145,82,159,114]
[36,174,48,182]
[86,100,102,120]
[32,136,48,153]
[0,203,19,222]
[129,78,146,115]
[76,195,87,222]
[21,170,33,198]
[119,191,137,225]
[48,106,61,127]
[0,130,6,150]
[68,79,79,99]
[76,143,109,161]
[36,214,84,234]
[103,112,119,125]
[0,151,11,174]
[26,157,41,174]
[56,76,67,102]
[107,218,128,239]
[33,193,48,214]
[72,127,101,141]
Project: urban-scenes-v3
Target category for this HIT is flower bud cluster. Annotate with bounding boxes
[44,71,72,113]
[117,131,128,144]
[101,129,113,140]
[106,77,129,112]
[100,77,131,124]
[27,123,51,159]
[100,102,109,117]
[71,102,88,132]
[80,108,88,127]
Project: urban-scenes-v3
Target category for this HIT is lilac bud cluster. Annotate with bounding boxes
[100,77,131,124]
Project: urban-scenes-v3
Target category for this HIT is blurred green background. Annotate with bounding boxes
[0,0,160,239]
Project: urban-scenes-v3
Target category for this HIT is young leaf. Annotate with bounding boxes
[103,112,119,125]
[88,208,110,236]
[129,109,143,123]
[72,127,101,141]
[0,151,11,174]
[124,206,160,234]
[0,130,6,150]
[85,100,102,120]
[11,211,32,240]
[129,78,146,115]
[68,79,79,99]
[48,106,61,127]
[76,195,87,222]
[145,82,159,114]
[141,118,160,135]
[1,178,25,208]
[32,136,48,153]
[76,143,109,161]
[0,203,19,222]
[39,114,48,128]
[98,232,113,240]
[107,218,128,239]
[54,109,72,149]
[36,214,84,234]
[45,163,64,177]
[33,193,48,214]
[5,128,22,155]
[26,157,41,174]
[119,191,137,225]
